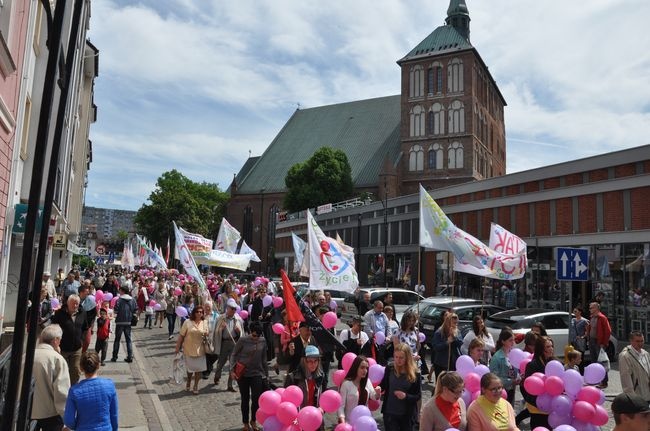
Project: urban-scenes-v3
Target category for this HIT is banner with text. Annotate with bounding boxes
[173,222,206,290]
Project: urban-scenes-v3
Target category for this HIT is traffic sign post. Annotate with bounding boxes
[556,247,589,281]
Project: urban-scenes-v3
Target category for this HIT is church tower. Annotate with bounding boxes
[396,0,506,196]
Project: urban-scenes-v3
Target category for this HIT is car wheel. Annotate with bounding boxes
[606,341,616,362]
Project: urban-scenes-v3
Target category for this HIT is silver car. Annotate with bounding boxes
[340,287,424,324]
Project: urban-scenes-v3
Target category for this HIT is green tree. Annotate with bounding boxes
[116,229,129,242]
[283,147,353,212]
[134,170,228,247]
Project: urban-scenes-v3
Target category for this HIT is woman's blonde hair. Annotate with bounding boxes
[440,312,459,338]
[433,371,464,398]
[393,343,417,383]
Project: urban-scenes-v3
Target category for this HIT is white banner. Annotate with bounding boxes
[291,232,306,273]
[307,211,358,293]
[195,249,252,271]
[173,222,205,290]
[215,218,241,253]
[240,240,261,263]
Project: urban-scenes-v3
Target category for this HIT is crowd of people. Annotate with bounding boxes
[30,266,650,431]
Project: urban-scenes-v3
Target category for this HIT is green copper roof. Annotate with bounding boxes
[236,95,401,194]
[399,25,472,63]
[447,0,469,16]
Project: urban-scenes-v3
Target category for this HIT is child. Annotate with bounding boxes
[468,337,486,365]
[144,302,154,329]
[565,350,582,372]
[95,308,111,366]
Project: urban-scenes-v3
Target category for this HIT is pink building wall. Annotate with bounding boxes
[0,0,31,250]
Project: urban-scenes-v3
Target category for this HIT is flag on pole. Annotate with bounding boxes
[215,218,241,253]
[173,222,206,290]
[165,237,170,265]
[280,269,304,322]
[306,211,358,293]
[240,240,261,262]
[291,232,306,273]
[336,232,356,267]
[135,235,168,269]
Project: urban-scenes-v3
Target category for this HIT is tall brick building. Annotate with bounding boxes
[227,0,505,273]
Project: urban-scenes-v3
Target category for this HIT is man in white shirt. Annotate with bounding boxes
[619,331,650,403]
[338,316,369,357]
[42,271,57,299]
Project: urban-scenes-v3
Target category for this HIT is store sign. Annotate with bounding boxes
[52,233,67,250]
[317,203,332,215]
[12,204,44,233]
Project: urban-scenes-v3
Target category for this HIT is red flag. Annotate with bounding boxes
[281,269,304,322]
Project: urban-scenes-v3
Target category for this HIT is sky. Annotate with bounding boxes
[85,0,650,211]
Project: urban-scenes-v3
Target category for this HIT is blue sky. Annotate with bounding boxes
[85,0,650,211]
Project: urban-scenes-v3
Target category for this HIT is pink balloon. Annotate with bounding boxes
[274,387,286,396]
[276,402,298,425]
[95,291,104,302]
[96,289,104,297]
[333,369,346,387]
[297,406,322,431]
[576,386,601,405]
[334,423,353,431]
[366,357,377,368]
[532,372,546,380]
[259,390,282,414]
[238,310,249,320]
[471,390,480,402]
[319,390,342,413]
[281,425,300,431]
[501,389,508,400]
[545,375,565,396]
[572,400,596,423]
[282,385,304,408]
[342,352,357,371]
[272,323,285,335]
[532,428,550,431]
[256,409,271,425]
[174,287,183,296]
[322,312,337,329]
[273,296,284,308]
[110,297,118,308]
[519,358,532,375]
[149,299,156,307]
[368,398,380,411]
[153,303,162,311]
[465,372,481,393]
[591,404,608,426]
[524,376,545,396]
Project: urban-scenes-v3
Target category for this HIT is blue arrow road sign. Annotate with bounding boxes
[556,247,589,281]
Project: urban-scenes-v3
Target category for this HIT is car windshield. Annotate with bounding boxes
[486,316,534,330]
[420,305,448,320]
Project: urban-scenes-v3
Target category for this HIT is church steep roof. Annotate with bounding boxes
[398,25,472,64]
[235,95,401,195]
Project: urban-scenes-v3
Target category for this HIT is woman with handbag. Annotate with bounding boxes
[174,306,208,394]
[231,321,269,431]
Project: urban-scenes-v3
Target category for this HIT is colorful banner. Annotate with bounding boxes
[136,234,168,269]
[215,218,241,253]
[307,211,358,293]
[291,232,306,273]
[177,226,213,260]
[240,240,261,263]
[172,222,206,290]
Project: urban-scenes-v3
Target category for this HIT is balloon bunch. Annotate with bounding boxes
[335,405,379,431]
[521,359,608,431]
[455,355,499,404]
[256,385,335,431]
[331,353,385,412]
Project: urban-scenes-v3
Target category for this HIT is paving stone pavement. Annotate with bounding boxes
[107,323,622,431]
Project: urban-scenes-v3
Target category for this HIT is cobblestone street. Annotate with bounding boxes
[109,324,622,431]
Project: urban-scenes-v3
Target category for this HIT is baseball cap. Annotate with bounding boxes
[43,271,51,276]
[226,299,238,309]
[611,393,650,415]
[304,345,320,358]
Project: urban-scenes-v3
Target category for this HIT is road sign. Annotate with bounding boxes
[96,244,106,255]
[556,247,589,281]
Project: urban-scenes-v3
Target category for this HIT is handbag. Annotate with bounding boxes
[131,312,139,327]
[232,361,247,380]
[203,331,215,354]
[598,347,610,371]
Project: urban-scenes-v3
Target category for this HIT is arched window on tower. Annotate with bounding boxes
[447,58,464,93]
[448,142,463,169]
[410,105,425,137]
[243,206,253,244]
[429,103,444,135]
[409,65,424,98]
[428,143,443,170]
[409,144,424,171]
[448,100,465,133]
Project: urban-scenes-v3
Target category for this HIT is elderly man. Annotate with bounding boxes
[212,298,244,391]
[78,282,97,352]
[42,271,57,299]
[363,300,388,338]
[587,301,612,389]
[50,294,87,384]
[60,271,80,299]
[612,393,650,431]
[32,324,70,431]
[619,331,650,403]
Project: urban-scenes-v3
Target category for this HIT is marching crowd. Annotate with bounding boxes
[30,267,650,431]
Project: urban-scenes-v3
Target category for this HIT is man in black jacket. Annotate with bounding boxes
[51,294,87,384]
[111,285,137,363]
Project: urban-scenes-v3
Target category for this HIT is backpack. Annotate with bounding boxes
[97,318,110,340]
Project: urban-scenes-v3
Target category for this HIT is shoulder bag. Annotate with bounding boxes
[233,338,258,380]
[203,321,215,354]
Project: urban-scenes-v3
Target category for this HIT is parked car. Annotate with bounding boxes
[303,285,347,317]
[406,297,505,344]
[340,287,424,324]
[485,309,618,360]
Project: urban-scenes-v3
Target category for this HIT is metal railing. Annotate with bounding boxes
[0,346,36,431]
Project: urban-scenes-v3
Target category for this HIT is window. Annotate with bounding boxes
[409,144,424,171]
[447,58,464,93]
[19,96,31,160]
[243,206,253,244]
[428,62,443,94]
[428,143,443,169]
[427,68,434,95]
[448,100,465,133]
[448,142,463,169]
[436,65,443,94]
[409,105,425,137]
[409,65,424,98]
[429,103,444,135]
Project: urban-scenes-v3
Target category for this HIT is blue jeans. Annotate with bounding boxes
[112,324,133,360]
[166,312,176,337]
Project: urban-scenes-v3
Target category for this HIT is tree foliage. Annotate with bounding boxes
[283,147,354,213]
[134,170,228,247]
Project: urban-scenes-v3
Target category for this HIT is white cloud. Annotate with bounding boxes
[87,0,650,210]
